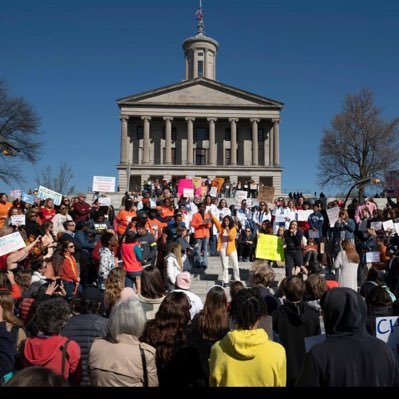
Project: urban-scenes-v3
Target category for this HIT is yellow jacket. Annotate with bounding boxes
[209,329,286,387]
[210,213,237,256]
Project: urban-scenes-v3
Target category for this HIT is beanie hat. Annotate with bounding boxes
[175,272,191,290]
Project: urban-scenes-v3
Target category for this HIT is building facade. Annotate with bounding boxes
[117,19,283,193]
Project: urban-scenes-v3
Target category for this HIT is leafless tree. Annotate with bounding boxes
[35,162,75,195]
[0,80,42,183]
[318,88,399,197]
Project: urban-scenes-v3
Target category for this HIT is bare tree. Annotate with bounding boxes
[35,162,75,195]
[318,88,399,197]
[0,80,42,183]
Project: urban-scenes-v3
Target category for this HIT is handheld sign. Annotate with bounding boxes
[0,232,26,257]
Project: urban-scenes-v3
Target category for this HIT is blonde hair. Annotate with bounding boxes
[105,267,126,310]
[341,240,360,264]
[249,261,275,287]
[168,242,183,270]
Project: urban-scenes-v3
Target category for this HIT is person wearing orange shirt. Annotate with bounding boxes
[0,193,13,229]
[115,198,136,236]
[59,240,81,298]
[191,203,212,270]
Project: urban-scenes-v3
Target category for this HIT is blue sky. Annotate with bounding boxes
[1,0,398,196]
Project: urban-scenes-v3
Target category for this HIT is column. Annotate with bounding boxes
[193,50,198,78]
[185,117,195,165]
[250,118,260,166]
[120,116,129,164]
[164,117,173,164]
[269,124,274,167]
[207,117,217,165]
[273,118,280,166]
[229,118,238,165]
[141,116,151,164]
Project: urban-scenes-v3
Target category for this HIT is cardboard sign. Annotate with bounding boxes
[255,234,285,261]
[235,190,248,208]
[366,251,380,263]
[37,185,63,206]
[92,176,115,192]
[10,189,21,199]
[0,232,26,257]
[383,220,395,231]
[9,215,25,226]
[257,186,275,204]
[327,206,341,227]
[376,316,399,364]
[98,197,111,206]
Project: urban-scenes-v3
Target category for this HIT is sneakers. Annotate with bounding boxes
[238,256,243,262]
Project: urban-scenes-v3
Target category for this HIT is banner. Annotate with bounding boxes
[257,186,275,204]
[177,179,194,197]
[0,232,26,257]
[92,176,115,192]
[255,234,285,261]
[385,170,399,197]
[37,185,63,206]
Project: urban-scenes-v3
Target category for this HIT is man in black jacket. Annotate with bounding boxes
[296,287,399,386]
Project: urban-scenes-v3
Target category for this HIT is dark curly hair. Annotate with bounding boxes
[35,297,71,335]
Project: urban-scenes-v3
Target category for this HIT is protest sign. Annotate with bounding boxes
[0,232,26,257]
[98,197,111,206]
[10,189,21,199]
[21,192,34,205]
[209,187,218,198]
[297,210,313,222]
[183,188,194,199]
[383,220,395,231]
[177,179,193,197]
[395,223,399,234]
[257,186,275,204]
[193,177,202,189]
[255,234,285,261]
[376,316,399,364]
[92,176,115,192]
[366,251,380,263]
[211,177,225,192]
[37,186,63,206]
[9,215,25,226]
[235,190,248,208]
[370,222,383,231]
[326,206,340,227]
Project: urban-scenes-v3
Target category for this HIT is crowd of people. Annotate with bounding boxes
[0,182,398,387]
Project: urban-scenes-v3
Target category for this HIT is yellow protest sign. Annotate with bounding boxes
[193,177,202,189]
[255,233,285,262]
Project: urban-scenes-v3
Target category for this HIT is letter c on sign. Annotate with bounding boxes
[377,318,389,335]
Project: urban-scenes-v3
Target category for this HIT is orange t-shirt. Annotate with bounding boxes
[0,202,13,228]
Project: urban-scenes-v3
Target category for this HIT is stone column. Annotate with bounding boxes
[141,116,151,164]
[193,51,198,78]
[120,116,129,164]
[273,118,280,166]
[269,123,274,167]
[207,117,217,165]
[229,118,239,165]
[164,117,173,164]
[250,118,260,166]
[185,117,195,165]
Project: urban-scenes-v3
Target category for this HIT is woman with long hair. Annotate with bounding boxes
[333,239,360,291]
[104,267,135,315]
[39,198,56,225]
[59,240,80,298]
[41,221,57,259]
[165,242,183,290]
[187,286,229,382]
[209,212,240,287]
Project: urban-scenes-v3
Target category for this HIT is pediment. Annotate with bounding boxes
[117,78,283,109]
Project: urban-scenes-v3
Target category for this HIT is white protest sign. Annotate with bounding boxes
[395,223,399,234]
[37,185,63,206]
[383,219,395,231]
[370,222,383,231]
[183,188,194,199]
[366,251,380,263]
[10,189,21,199]
[376,316,399,364]
[327,206,341,227]
[209,187,218,198]
[235,191,248,208]
[0,232,26,257]
[94,223,108,232]
[274,214,286,224]
[297,209,313,222]
[9,215,25,226]
[98,197,111,206]
[308,230,319,239]
[92,176,116,192]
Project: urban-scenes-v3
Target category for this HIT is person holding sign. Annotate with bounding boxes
[283,221,304,277]
[209,212,240,287]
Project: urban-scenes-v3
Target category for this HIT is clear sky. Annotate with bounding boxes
[1,0,398,196]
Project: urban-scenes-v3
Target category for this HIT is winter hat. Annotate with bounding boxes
[175,272,192,290]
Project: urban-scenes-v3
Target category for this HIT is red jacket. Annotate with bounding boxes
[73,200,91,223]
[22,335,82,385]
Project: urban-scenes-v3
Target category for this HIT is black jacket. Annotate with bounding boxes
[0,322,14,381]
[296,288,399,386]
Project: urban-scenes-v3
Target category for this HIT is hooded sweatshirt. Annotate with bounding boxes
[296,288,399,387]
[22,335,82,385]
[209,329,286,387]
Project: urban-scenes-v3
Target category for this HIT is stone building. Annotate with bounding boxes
[116,16,283,193]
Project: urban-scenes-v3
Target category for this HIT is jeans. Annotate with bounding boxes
[194,237,209,269]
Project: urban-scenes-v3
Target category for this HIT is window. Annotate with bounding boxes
[162,148,176,164]
[196,148,206,165]
[258,128,265,142]
[137,126,143,140]
[225,128,231,141]
[195,127,208,141]
[162,126,177,141]
[225,149,231,165]
[198,52,204,56]
[198,60,204,77]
